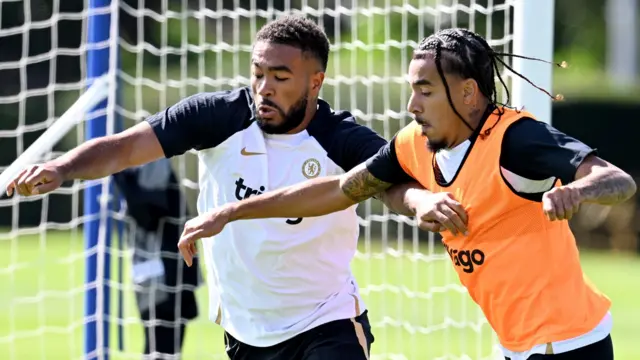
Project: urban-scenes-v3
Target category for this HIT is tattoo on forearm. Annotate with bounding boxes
[341,165,393,203]
[573,156,637,205]
[579,173,636,204]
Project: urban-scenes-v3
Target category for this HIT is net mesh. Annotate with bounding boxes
[0,0,519,358]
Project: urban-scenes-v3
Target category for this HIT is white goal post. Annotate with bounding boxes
[512,0,556,124]
[0,1,555,359]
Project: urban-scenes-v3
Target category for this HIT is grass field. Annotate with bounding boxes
[0,230,639,360]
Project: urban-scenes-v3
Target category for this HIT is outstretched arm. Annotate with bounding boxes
[54,122,163,181]
[227,132,419,221]
[228,126,415,221]
[228,163,394,221]
[6,91,245,197]
[179,156,468,267]
[177,133,424,266]
[177,163,398,266]
[56,92,231,181]
[6,122,165,196]
[227,166,470,233]
[177,138,417,266]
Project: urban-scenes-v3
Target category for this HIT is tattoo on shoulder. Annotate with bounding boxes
[341,164,393,203]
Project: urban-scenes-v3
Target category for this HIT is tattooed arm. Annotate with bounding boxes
[225,164,441,223]
[541,154,636,221]
[342,164,395,202]
[228,163,394,222]
[500,119,636,205]
[500,119,636,221]
[224,133,419,221]
[570,155,636,205]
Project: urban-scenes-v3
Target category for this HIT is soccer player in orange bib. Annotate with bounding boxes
[175,29,636,359]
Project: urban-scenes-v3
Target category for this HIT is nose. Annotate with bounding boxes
[256,77,275,98]
[407,93,422,115]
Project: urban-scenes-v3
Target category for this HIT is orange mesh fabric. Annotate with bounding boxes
[394,108,610,351]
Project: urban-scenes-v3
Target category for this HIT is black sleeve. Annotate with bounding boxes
[330,119,390,172]
[145,89,252,158]
[500,118,598,185]
[365,136,415,184]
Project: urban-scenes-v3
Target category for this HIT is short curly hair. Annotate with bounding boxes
[255,15,330,71]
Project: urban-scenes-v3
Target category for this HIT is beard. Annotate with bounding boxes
[256,92,309,134]
[426,138,448,152]
[422,129,447,152]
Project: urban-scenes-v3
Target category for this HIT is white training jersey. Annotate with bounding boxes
[146,87,387,347]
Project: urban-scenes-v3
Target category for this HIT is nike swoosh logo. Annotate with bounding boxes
[240,147,265,156]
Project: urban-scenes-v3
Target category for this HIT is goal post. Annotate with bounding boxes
[85,0,119,359]
[512,0,556,125]
[0,1,557,359]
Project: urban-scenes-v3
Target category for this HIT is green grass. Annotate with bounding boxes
[0,230,639,360]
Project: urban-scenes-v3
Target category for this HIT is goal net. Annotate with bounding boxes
[0,0,554,359]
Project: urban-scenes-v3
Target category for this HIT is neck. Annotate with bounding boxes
[448,104,490,148]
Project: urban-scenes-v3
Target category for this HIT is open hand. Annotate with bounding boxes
[542,185,582,221]
[178,207,232,267]
[6,164,64,197]
[413,192,468,236]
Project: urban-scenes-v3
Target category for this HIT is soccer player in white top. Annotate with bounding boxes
[7,16,385,360]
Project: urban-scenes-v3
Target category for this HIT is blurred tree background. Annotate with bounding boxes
[0,0,638,252]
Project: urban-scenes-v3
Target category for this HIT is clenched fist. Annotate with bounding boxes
[5,164,64,197]
[542,185,582,221]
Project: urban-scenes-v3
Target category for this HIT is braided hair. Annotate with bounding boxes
[413,28,566,138]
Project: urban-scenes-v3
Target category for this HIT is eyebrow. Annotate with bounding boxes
[412,79,433,86]
[252,62,293,74]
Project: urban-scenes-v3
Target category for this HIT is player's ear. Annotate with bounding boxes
[462,78,478,106]
[310,71,324,96]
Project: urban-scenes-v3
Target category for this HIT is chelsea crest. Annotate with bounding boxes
[302,158,321,179]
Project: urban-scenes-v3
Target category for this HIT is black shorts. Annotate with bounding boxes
[224,310,375,360]
[505,334,614,360]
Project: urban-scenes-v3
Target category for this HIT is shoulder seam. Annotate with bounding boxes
[195,88,254,151]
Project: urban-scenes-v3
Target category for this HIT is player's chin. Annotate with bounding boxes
[257,116,282,126]
[426,136,447,152]
[256,117,284,132]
